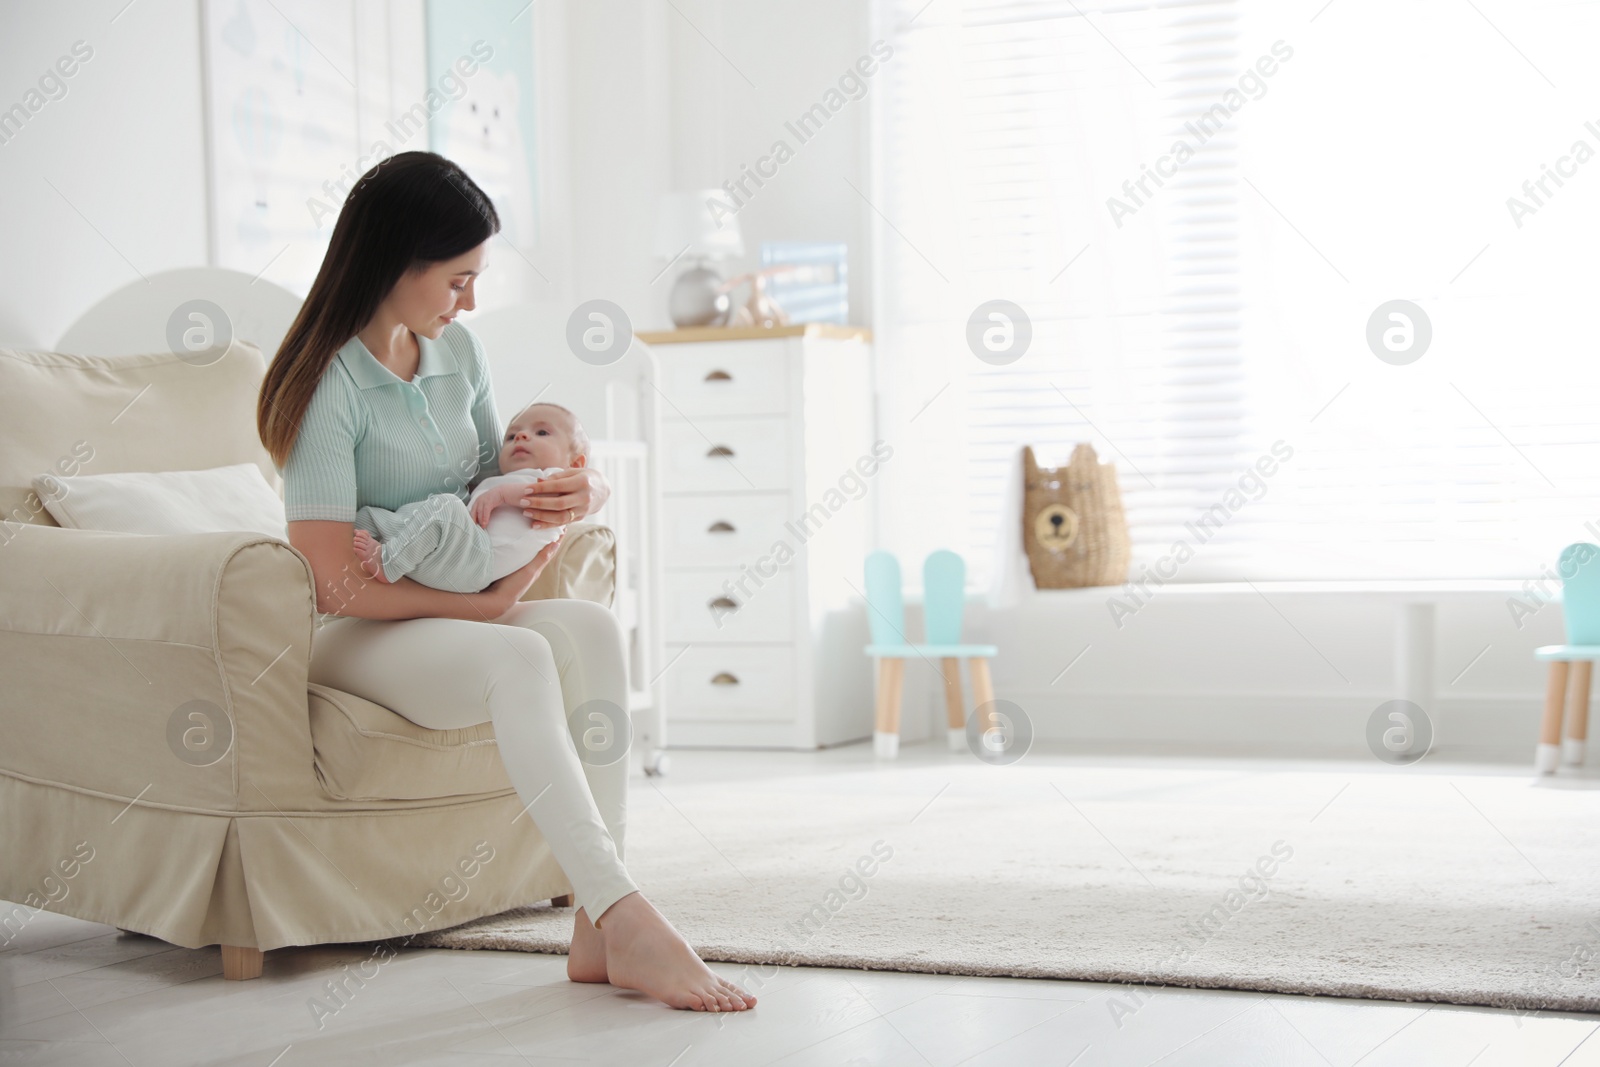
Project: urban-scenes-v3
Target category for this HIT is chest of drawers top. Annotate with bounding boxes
[637,325,872,424]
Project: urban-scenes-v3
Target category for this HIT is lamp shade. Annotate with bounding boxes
[654,190,745,260]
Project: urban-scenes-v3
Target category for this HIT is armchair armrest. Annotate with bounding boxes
[520,521,616,607]
[0,520,319,812]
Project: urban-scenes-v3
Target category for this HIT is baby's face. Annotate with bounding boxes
[501,404,583,472]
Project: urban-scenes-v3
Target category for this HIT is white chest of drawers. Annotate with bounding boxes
[635,325,878,748]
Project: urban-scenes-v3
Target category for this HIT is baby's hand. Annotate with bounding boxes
[471,485,514,529]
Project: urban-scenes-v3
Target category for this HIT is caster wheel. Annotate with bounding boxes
[643,750,670,777]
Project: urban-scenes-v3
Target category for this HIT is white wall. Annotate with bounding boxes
[0,0,209,349]
[564,0,874,331]
[561,0,673,331]
[0,0,873,341]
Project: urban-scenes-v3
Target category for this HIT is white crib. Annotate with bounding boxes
[469,302,669,776]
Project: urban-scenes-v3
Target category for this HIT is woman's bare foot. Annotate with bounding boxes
[568,907,608,983]
[351,529,392,583]
[597,893,756,1012]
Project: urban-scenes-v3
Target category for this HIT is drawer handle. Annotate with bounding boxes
[706,445,736,458]
[704,369,733,382]
[708,595,739,610]
[708,520,736,533]
[710,671,740,685]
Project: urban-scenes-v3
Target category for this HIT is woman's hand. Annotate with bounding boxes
[478,536,564,620]
[519,467,611,528]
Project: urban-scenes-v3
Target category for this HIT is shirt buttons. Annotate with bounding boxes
[419,417,429,427]
[434,444,445,453]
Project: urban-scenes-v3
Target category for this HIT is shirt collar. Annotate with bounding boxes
[336,329,459,390]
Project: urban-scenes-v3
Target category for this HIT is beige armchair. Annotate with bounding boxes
[0,341,615,979]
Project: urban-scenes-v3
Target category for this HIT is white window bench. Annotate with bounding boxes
[1026,580,1536,714]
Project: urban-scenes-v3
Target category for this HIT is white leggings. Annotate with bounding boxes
[306,598,640,920]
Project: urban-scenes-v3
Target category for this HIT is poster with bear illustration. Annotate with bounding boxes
[425,0,540,304]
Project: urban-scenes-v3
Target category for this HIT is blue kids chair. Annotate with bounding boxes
[1534,543,1600,774]
[863,549,999,759]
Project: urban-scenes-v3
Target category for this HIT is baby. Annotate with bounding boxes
[350,401,590,593]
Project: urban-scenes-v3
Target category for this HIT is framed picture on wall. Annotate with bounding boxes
[425,0,541,304]
[199,0,361,296]
[761,241,849,325]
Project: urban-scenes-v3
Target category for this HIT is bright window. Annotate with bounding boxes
[868,0,1600,588]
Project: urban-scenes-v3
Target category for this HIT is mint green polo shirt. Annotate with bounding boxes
[278,321,504,524]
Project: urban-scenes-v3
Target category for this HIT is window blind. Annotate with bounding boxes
[869,0,1600,587]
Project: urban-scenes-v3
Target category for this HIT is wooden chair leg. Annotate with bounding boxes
[970,657,997,738]
[550,895,573,908]
[887,658,905,736]
[1539,661,1570,774]
[874,659,905,758]
[872,658,890,736]
[941,658,965,751]
[1566,661,1592,766]
[221,945,263,981]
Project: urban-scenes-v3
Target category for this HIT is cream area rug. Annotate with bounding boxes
[396,756,1600,1013]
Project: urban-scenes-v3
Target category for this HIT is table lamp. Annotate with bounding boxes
[655,190,745,327]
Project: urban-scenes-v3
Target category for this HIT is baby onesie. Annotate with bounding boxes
[353,468,566,593]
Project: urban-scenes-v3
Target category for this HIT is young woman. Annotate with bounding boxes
[257,150,754,1013]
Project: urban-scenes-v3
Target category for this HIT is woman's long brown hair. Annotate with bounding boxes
[257,151,501,469]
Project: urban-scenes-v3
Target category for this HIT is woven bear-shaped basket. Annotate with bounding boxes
[1022,443,1131,588]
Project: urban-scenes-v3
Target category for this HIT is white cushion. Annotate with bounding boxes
[32,462,287,540]
[0,343,277,530]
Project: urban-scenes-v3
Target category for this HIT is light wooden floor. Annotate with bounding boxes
[4,744,1599,1066]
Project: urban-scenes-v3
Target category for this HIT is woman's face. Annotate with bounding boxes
[388,240,489,339]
